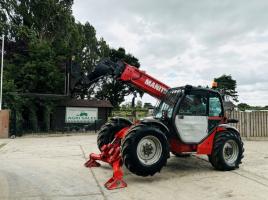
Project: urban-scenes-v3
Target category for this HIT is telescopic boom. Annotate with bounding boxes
[72,59,170,99]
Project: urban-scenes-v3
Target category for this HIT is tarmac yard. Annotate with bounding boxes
[0,135,268,200]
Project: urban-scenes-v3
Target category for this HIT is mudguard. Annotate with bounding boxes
[197,123,241,155]
[139,118,171,138]
[110,117,133,126]
[218,124,240,135]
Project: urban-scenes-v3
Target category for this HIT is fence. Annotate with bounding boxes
[226,111,268,138]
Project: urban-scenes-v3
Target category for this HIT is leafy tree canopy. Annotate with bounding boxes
[214,74,238,102]
[93,47,141,108]
[1,0,140,132]
[237,103,251,111]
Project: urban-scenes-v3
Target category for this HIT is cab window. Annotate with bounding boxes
[209,94,222,116]
[179,94,207,116]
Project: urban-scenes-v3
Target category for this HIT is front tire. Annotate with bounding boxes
[121,125,169,177]
[97,121,130,151]
[209,131,244,171]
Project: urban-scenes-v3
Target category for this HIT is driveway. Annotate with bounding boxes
[0,135,268,200]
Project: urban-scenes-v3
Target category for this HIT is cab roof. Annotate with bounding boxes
[170,85,220,94]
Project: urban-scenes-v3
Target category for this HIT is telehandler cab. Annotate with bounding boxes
[74,59,244,190]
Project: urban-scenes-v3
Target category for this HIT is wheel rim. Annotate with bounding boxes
[137,135,162,166]
[223,139,239,165]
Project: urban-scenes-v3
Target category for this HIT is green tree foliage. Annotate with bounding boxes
[94,47,141,108]
[237,103,268,111]
[214,74,238,102]
[120,102,132,109]
[237,103,251,111]
[263,105,268,110]
[77,22,100,71]
[136,100,142,108]
[1,0,79,133]
[1,0,140,132]
[68,22,109,100]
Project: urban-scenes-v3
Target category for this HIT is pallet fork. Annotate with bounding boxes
[84,127,129,190]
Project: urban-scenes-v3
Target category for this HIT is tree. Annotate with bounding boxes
[237,103,251,111]
[1,0,88,132]
[1,0,141,132]
[214,74,238,102]
[69,22,108,99]
[2,0,76,96]
[136,100,143,108]
[95,47,141,107]
[120,102,132,110]
[98,37,110,58]
[263,105,268,110]
[79,22,100,71]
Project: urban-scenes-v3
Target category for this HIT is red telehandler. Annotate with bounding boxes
[74,59,244,190]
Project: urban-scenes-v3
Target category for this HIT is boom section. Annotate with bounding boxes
[119,64,170,99]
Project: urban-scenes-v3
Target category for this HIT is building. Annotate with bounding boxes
[51,99,113,131]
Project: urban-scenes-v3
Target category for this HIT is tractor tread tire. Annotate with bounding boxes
[121,125,169,177]
[97,122,128,151]
[208,131,244,171]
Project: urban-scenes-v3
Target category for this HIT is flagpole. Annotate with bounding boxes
[0,34,4,110]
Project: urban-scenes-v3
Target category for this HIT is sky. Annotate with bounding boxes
[73,0,268,106]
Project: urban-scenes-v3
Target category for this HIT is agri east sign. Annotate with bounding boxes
[65,107,98,123]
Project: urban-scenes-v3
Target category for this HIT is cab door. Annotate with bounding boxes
[175,91,209,143]
[208,92,224,132]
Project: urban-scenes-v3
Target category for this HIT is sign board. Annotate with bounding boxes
[65,107,98,123]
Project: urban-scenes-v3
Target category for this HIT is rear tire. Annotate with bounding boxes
[97,121,130,151]
[208,131,244,171]
[121,125,169,177]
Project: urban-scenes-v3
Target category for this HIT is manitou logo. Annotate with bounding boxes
[144,79,167,93]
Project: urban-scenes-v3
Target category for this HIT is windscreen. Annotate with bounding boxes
[154,88,183,119]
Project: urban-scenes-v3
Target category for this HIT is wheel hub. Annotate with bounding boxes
[224,145,233,156]
[223,140,239,165]
[142,143,154,157]
[137,135,162,165]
